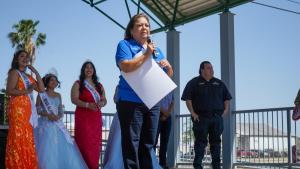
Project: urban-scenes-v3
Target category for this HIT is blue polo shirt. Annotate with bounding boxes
[159,91,174,112]
[115,39,165,103]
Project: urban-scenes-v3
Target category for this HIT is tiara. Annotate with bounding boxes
[45,67,58,77]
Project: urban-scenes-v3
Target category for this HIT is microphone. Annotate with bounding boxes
[147,36,157,58]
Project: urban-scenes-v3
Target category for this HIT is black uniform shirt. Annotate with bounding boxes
[181,76,232,116]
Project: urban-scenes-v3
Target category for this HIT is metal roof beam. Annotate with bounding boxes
[151,0,171,23]
[151,25,169,34]
[176,4,225,26]
[125,0,132,19]
[82,0,252,34]
[130,0,164,28]
[140,1,168,24]
[137,0,141,14]
[82,0,91,5]
[82,0,126,30]
[165,0,185,18]
[93,6,126,30]
[217,0,226,3]
[216,0,228,12]
[170,0,180,30]
[173,0,251,28]
[154,1,174,19]
[93,0,107,6]
[179,1,217,13]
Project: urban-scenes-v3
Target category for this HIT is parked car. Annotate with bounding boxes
[237,149,258,158]
[250,149,268,157]
[264,149,283,157]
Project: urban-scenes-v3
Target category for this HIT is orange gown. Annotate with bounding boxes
[5,73,38,169]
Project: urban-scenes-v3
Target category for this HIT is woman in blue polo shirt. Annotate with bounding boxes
[115,13,173,169]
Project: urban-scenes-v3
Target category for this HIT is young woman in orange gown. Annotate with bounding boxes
[5,50,45,169]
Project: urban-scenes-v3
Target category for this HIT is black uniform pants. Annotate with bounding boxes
[192,114,223,169]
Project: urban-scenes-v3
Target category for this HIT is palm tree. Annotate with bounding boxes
[8,19,46,65]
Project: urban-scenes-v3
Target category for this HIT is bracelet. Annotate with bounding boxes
[85,102,89,108]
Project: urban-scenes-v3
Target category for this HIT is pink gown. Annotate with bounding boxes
[74,81,102,169]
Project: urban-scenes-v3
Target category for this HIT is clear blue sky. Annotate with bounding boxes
[1,0,299,114]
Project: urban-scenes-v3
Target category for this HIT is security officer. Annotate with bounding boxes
[181,61,232,169]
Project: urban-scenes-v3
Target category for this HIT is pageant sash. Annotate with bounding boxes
[39,92,73,144]
[84,80,101,104]
[17,70,38,128]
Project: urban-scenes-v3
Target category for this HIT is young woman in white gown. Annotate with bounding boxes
[34,73,88,169]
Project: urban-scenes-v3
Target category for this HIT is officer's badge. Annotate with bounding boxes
[212,82,220,86]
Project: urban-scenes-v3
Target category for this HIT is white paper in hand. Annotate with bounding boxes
[121,56,177,109]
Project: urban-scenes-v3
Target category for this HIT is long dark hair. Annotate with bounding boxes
[79,61,103,95]
[124,13,150,39]
[9,50,28,73]
[42,73,61,89]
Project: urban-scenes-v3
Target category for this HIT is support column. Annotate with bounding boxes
[220,11,236,169]
[166,29,180,168]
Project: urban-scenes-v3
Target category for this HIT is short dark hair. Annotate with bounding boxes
[124,13,150,39]
[199,61,211,75]
[42,74,61,88]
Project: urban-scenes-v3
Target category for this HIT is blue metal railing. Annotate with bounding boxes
[175,114,216,168]
[63,111,115,168]
[63,107,300,169]
[232,107,300,168]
